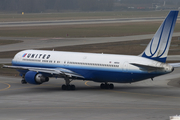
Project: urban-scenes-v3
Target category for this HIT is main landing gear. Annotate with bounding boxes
[62,77,75,90]
[100,83,114,89]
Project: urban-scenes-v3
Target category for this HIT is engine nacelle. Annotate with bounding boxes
[25,71,49,84]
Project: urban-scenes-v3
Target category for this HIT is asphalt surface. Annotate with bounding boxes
[0,17,180,120]
[0,35,180,120]
[0,67,180,120]
[1,17,180,27]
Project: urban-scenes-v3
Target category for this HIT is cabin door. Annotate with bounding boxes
[63,60,69,67]
[123,62,129,72]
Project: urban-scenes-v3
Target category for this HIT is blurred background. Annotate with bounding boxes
[0,0,179,13]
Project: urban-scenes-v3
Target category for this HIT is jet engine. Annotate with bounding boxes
[25,71,49,84]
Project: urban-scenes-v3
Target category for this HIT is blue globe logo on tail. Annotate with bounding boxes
[141,11,179,63]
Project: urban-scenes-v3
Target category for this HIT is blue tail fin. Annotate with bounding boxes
[140,11,179,63]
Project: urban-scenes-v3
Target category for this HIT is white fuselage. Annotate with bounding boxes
[12,50,173,83]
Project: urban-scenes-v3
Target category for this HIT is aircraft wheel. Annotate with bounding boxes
[100,83,114,89]
[62,84,75,90]
[109,84,114,89]
[105,84,109,89]
[21,80,27,84]
[100,83,105,89]
[66,85,71,90]
[62,84,66,90]
[70,85,76,90]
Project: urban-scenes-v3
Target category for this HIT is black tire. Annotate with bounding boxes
[105,84,109,89]
[67,85,71,90]
[62,84,66,90]
[21,80,27,84]
[71,85,76,90]
[109,84,114,89]
[100,83,105,89]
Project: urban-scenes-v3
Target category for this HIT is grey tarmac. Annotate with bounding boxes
[0,18,180,119]
[0,68,180,120]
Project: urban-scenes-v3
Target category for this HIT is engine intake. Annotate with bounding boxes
[35,73,49,84]
[25,71,49,84]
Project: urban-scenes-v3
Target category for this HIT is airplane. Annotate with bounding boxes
[3,10,180,90]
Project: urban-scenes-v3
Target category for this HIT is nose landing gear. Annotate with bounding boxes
[21,75,27,84]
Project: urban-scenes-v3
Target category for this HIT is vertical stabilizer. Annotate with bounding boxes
[140,11,179,63]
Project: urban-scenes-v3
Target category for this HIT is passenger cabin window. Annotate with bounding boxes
[67,61,120,68]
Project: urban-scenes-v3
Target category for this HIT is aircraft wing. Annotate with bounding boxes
[130,63,164,72]
[168,63,180,68]
[2,65,84,79]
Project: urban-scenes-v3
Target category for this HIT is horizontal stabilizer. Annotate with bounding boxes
[130,63,164,72]
[168,63,180,68]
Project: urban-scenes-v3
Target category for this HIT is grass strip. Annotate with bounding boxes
[0,11,169,22]
[0,40,22,45]
[1,22,180,38]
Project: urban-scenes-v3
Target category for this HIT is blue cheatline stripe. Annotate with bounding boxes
[158,11,177,58]
[12,61,141,73]
[13,61,166,83]
[12,61,167,74]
